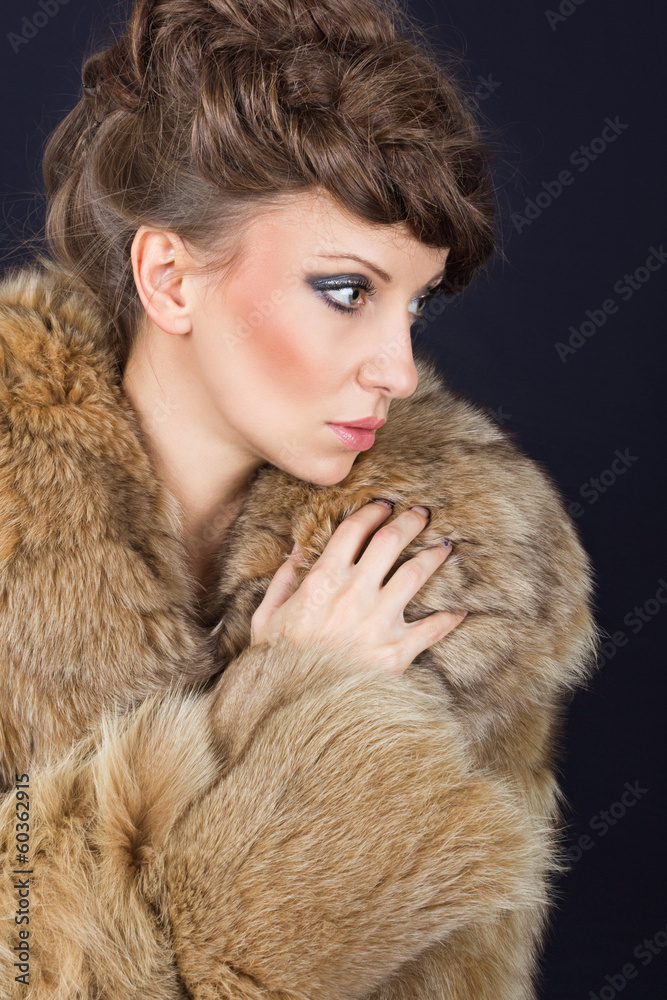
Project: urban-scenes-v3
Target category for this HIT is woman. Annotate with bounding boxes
[0,0,598,997]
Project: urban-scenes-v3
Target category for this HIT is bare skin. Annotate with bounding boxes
[252,501,462,676]
[122,186,465,671]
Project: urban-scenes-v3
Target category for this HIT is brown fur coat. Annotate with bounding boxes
[0,265,599,999]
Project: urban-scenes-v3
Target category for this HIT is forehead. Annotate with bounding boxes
[240,187,449,275]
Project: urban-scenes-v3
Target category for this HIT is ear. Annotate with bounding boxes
[131,226,195,335]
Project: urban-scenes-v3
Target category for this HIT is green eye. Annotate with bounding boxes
[409,295,428,316]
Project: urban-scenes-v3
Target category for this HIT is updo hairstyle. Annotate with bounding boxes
[42,0,499,369]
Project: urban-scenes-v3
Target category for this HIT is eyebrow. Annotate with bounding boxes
[314,253,445,294]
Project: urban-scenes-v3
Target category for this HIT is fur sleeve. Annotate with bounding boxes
[0,636,549,1000]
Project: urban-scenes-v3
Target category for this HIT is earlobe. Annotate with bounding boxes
[131,226,193,336]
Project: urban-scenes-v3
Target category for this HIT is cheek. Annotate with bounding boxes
[247,309,336,402]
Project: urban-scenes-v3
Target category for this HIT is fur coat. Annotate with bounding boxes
[0,265,599,999]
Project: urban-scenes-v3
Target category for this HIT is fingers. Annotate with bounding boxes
[381,540,453,613]
[312,499,395,569]
[402,608,468,664]
[355,505,433,583]
[312,501,436,589]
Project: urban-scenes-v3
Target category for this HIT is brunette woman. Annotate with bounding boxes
[0,1,597,997]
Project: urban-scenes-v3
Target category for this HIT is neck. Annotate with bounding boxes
[120,324,263,583]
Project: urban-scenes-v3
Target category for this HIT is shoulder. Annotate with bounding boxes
[0,264,170,589]
[0,264,119,420]
[0,265,172,556]
[0,264,154,562]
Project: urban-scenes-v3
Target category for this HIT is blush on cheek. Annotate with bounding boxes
[248,315,333,401]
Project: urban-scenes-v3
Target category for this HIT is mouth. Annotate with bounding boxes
[326,422,382,451]
[337,417,386,431]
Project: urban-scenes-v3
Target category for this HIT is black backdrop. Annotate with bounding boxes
[1,2,665,997]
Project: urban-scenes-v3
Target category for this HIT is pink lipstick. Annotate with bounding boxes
[326,417,385,451]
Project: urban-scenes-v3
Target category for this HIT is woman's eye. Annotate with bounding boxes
[309,275,376,317]
[409,295,428,316]
[324,286,365,309]
[309,274,434,319]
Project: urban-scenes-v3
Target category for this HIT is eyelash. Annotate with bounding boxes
[310,275,432,319]
[311,275,376,318]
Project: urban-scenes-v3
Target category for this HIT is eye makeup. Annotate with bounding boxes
[306,273,377,317]
[306,273,436,317]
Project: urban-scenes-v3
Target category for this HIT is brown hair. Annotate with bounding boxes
[42,0,499,370]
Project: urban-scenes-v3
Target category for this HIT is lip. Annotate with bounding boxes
[335,417,386,430]
[327,422,382,451]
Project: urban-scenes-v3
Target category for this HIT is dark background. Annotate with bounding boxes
[1,1,665,997]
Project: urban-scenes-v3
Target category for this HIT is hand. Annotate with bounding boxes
[250,500,467,676]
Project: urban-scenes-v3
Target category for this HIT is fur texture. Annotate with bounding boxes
[0,265,599,998]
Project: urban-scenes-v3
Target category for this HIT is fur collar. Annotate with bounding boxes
[0,264,598,788]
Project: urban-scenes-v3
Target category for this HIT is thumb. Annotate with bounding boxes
[256,549,301,620]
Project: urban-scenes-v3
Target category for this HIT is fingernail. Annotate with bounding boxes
[439,537,452,547]
[291,542,299,554]
[411,505,430,519]
[370,497,394,508]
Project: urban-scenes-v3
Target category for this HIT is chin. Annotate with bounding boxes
[286,453,357,487]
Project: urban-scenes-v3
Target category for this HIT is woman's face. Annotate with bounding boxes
[185,188,449,486]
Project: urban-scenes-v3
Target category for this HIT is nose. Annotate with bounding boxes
[357,325,419,399]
